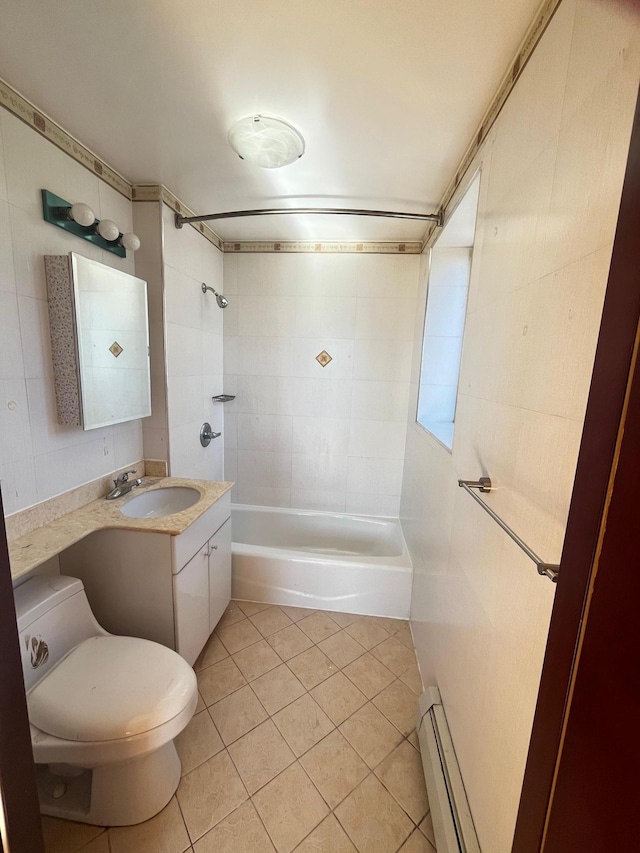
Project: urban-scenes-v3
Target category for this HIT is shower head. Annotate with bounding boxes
[201,282,229,308]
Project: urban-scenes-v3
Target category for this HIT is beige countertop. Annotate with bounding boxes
[9,477,233,582]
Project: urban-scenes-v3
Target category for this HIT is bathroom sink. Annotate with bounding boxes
[120,487,201,519]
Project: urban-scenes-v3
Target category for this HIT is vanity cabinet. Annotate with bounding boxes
[59,493,231,666]
[174,545,210,667]
[174,518,231,664]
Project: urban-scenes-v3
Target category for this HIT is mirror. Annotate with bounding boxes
[45,252,151,430]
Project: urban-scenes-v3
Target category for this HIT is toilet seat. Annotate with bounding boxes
[29,635,196,743]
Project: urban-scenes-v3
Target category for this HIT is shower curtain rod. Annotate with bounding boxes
[174,207,444,229]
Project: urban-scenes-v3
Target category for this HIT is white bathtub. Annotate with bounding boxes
[231,504,413,619]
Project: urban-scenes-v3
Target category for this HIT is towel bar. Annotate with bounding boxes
[458,478,559,582]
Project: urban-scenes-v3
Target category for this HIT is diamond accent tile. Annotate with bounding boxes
[315,350,332,367]
[109,341,123,358]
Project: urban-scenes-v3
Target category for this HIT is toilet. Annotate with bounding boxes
[14,575,198,826]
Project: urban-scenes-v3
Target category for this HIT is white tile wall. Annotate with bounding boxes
[401,4,640,852]
[291,452,349,492]
[291,416,350,456]
[350,379,410,422]
[161,205,225,481]
[237,413,293,453]
[223,252,419,515]
[0,110,143,516]
[135,202,168,468]
[352,339,414,381]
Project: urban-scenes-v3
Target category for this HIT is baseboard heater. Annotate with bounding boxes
[416,687,482,853]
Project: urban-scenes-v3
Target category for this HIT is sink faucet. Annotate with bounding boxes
[106,469,143,501]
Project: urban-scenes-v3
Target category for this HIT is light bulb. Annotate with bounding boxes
[96,219,120,242]
[69,202,96,227]
[120,232,141,252]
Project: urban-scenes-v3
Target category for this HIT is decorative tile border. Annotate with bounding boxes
[0,76,132,200]
[132,183,224,251]
[223,241,423,254]
[422,0,563,248]
[1,0,562,256]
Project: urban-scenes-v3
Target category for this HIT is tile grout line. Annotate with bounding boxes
[48,602,422,853]
[199,611,417,734]
[190,603,426,851]
[171,790,194,852]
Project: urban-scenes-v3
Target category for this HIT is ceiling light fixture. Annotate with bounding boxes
[228,114,305,169]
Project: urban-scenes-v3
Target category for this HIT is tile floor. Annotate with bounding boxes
[42,602,436,853]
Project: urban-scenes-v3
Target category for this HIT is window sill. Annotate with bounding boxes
[416,420,454,451]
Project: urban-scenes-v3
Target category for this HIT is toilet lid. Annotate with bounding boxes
[28,636,196,742]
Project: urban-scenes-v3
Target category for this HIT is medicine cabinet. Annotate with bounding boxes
[45,252,151,430]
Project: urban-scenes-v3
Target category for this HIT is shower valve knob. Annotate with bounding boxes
[200,422,221,447]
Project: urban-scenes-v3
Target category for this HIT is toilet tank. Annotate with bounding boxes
[14,575,106,692]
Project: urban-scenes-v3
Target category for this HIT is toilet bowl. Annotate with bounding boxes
[14,575,198,826]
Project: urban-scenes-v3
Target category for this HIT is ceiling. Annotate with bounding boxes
[0,0,542,242]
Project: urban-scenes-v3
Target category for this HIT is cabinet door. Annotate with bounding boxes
[208,518,232,631]
[173,544,210,666]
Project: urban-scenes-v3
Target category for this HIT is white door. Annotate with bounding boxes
[174,543,210,666]
[208,518,232,630]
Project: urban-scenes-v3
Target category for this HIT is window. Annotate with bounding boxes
[417,173,480,449]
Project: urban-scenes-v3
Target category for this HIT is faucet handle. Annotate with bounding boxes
[115,468,137,486]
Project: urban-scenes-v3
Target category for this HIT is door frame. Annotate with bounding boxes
[512,84,640,853]
[0,493,45,853]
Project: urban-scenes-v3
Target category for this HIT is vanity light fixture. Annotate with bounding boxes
[228,114,305,169]
[41,189,141,257]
